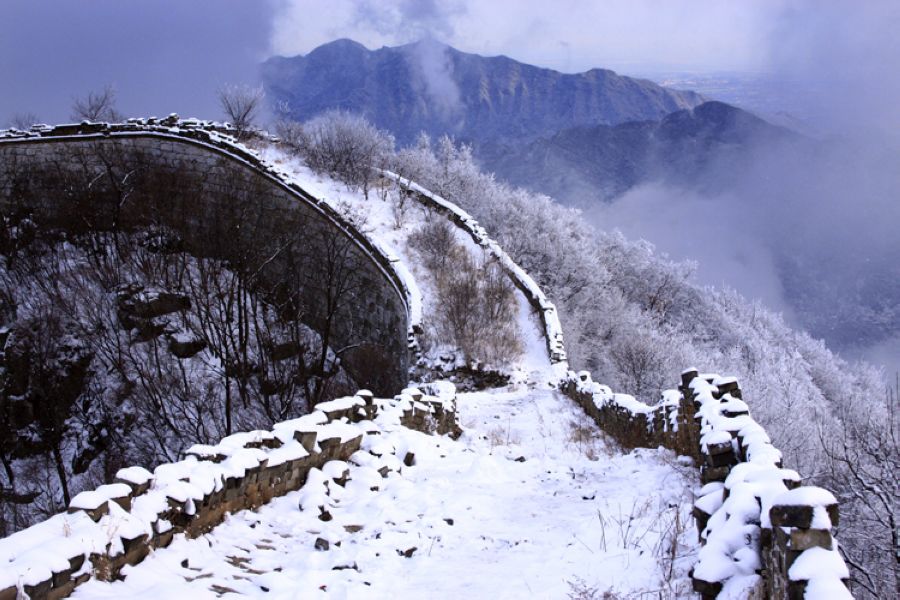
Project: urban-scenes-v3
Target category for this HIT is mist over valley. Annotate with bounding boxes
[263,36,900,373]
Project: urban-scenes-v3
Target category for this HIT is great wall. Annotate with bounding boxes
[0,120,853,599]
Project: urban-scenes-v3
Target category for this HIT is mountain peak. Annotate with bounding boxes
[304,38,368,57]
[263,39,706,145]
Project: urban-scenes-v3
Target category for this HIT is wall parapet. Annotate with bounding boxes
[0,117,424,377]
[382,169,568,372]
[560,370,692,453]
[560,369,852,599]
[681,370,851,600]
[0,385,460,599]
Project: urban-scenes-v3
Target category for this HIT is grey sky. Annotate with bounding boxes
[1,0,898,130]
[271,0,775,73]
[0,0,273,124]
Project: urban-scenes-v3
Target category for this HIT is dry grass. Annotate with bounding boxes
[486,419,521,450]
[566,415,613,461]
[408,220,522,366]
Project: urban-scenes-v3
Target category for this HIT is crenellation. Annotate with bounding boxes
[561,369,852,599]
[0,385,461,598]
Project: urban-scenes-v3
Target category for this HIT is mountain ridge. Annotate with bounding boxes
[262,38,706,145]
[480,100,799,204]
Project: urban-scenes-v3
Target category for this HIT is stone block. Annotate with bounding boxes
[705,440,734,456]
[692,576,723,600]
[717,379,741,398]
[789,528,832,551]
[294,430,317,452]
[122,534,150,566]
[787,580,807,600]
[318,436,341,458]
[114,477,151,497]
[705,450,737,468]
[51,565,72,588]
[769,504,814,529]
[68,501,109,522]
[47,578,80,600]
[692,506,712,542]
[23,578,52,599]
[700,464,731,484]
[153,529,174,549]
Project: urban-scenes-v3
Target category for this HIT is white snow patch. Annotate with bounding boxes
[70,389,698,599]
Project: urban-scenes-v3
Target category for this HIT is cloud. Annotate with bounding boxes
[269,0,779,73]
[588,111,900,362]
[405,39,463,119]
[588,182,794,318]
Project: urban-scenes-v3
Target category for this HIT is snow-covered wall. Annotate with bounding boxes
[682,370,851,600]
[563,369,852,599]
[561,370,691,453]
[383,170,568,373]
[0,385,460,599]
[0,118,419,391]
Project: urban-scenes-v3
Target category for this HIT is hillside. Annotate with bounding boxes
[0,118,880,598]
[262,38,705,146]
[480,100,797,205]
[262,39,900,363]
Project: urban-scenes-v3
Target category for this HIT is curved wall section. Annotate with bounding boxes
[0,120,413,392]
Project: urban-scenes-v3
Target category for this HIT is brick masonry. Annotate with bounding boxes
[0,120,416,390]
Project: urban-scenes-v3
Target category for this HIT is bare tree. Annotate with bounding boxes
[71,86,123,123]
[217,84,265,140]
[6,113,39,130]
[821,384,899,598]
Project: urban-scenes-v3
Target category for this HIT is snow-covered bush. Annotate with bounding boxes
[296,110,395,199]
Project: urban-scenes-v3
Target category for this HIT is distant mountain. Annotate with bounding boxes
[480,101,799,205]
[262,40,797,205]
[262,38,706,146]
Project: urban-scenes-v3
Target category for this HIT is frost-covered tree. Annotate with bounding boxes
[70,86,123,123]
[374,126,892,590]
[293,110,395,199]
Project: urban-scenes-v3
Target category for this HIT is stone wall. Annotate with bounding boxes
[0,118,418,392]
[681,370,851,599]
[561,369,852,599]
[561,370,697,455]
[0,386,460,599]
[383,170,568,371]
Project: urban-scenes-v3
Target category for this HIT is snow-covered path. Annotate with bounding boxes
[72,388,698,599]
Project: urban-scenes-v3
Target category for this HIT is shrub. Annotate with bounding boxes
[409,221,521,365]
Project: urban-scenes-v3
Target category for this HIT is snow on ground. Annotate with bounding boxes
[61,146,696,599]
[72,387,698,599]
[259,147,554,384]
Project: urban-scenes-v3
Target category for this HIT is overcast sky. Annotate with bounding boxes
[1,1,897,127]
[271,0,777,73]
